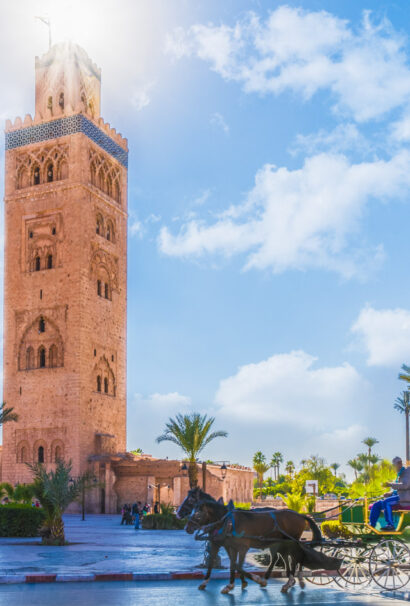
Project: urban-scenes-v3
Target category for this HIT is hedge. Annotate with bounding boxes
[141,513,186,530]
[0,504,46,537]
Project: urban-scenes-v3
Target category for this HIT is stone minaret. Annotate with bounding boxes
[2,42,128,512]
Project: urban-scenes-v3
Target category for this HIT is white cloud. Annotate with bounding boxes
[215,350,369,429]
[290,123,370,156]
[159,150,410,277]
[166,7,410,122]
[132,81,155,111]
[351,306,410,366]
[129,219,144,238]
[210,112,229,134]
[391,112,410,142]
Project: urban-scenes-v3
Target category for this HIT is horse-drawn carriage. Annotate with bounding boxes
[178,488,410,594]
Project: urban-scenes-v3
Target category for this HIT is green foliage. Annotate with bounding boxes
[0,482,35,504]
[291,455,336,496]
[281,492,306,512]
[349,459,395,498]
[0,402,18,426]
[159,502,175,516]
[130,448,143,455]
[156,413,227,488]
[234,501,251,509]
[0,504,45,537]
[321,520,354,539]
[305,495,316,513]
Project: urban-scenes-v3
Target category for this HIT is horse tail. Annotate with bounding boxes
[303,515,322,542]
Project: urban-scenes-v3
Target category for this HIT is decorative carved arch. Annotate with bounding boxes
[18,315,64,371]
[93,355,116,397]
[90,249,118,292]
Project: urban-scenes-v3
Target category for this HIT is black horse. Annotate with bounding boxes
[181,490,324,594]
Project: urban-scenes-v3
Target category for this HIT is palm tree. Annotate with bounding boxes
[330,463,340,477]
[285,460,295,478]
[270,452,283,481]
[27,459,83,545]
[362,437,379,467]
[398,364,410,385]
[397,366,410,463]
[0,403,18,426]
[395,393,410,464]
[347,459,363,480]
[156,413,228,488]
[253,452,270,499]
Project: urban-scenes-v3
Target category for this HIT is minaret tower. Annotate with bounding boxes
[2,42,128,512]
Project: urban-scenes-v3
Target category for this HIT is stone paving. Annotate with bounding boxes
[0,514,224,576]
[0,580,406,606]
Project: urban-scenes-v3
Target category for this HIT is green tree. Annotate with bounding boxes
[398,364,410,385]
[362,437,379,467]
[0,403,18,426]
[156,413,227,488]
[27,459,83,545]
[285,460,295,477]
[349,459,395,498]
[347,459,363,480]
[292,456,335,496]
[395,390,410,464]
[330,463,340,477]
[253,451,270,499]
[270,452,283,481]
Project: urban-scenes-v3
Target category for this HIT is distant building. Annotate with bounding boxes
[1,42,253,511]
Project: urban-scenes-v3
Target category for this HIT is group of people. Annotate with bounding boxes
[120,501,161,529]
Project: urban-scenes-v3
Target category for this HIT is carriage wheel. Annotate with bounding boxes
[304,546,337,586]
[369,539,410,590]
[334,546,371,588]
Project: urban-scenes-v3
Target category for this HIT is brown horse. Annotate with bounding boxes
[184,494,322,594]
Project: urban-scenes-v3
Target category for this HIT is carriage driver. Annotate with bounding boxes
[369,456,410,531]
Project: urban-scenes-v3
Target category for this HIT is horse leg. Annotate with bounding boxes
[237,548,267,589]
[297,563,306,590]
[265,548,280,580]
[281,555,296,594]
[221,547,237,594]
[198,542,219,591]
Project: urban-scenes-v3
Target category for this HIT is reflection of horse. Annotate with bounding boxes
[179,488,324,594]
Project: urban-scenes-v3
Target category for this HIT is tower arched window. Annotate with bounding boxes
[113,180,120,203]
[35,256,41,271]
[49,344,58,368]
[54,445,62,461]
[59,92,65,110]
[38,346,46,368]
[39,317,45,333]
[97,375,102,392]
[104,377,109,393]
[47,254,53,269]
[97,280,102,297]
[104,283,109,299]
[33,166,40,186]
[38,446,44,463]
[26,346,34,370]
[20,446,27,463]
[46,163,54,183]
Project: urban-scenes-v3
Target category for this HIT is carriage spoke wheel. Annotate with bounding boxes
[334,546,371,588]
[369,539,410,590]
[304,546,337,586]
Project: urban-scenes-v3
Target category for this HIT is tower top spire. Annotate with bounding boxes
[35,41,101,120]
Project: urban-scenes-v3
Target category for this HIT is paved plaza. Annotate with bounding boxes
[0,580,408,606]
[0,514,217,576]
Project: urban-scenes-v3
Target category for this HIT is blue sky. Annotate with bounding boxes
[1,0,410,476]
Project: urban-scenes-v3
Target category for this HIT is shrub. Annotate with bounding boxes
[234,502,251,510]
[0,504,46,537]
[321,520,353,539]
[141,513,185,530]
